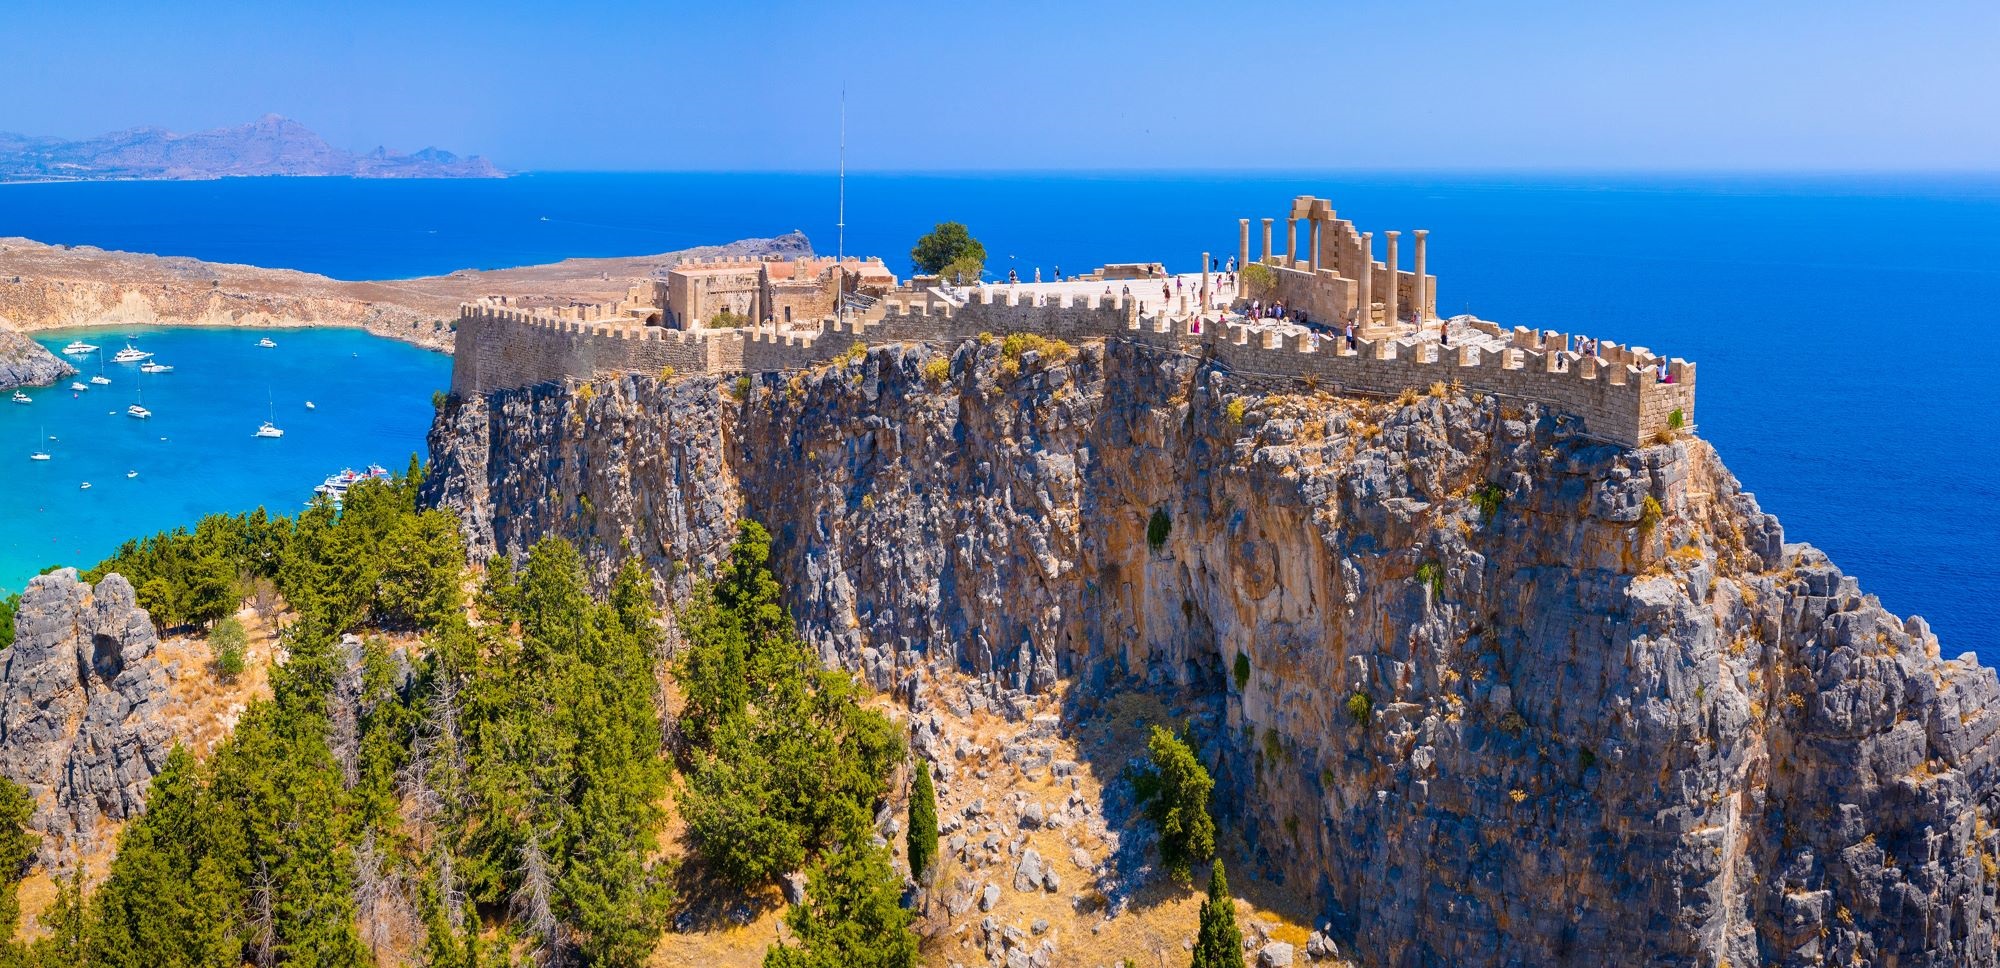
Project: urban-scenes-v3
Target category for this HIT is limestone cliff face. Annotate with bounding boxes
[426,336,2000,968]
[0,570,174,867]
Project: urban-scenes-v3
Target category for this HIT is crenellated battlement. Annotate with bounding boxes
[450,199,1697,448]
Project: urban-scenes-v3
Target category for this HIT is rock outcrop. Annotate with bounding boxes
[0,569,174,866]
[0,324,74,389]
[426,335,2000,967]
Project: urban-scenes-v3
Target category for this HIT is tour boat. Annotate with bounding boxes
[312,463,392,503]
[70,381,89,392]
[61,340,99,356]
[257,337,277,348]
[112,344,152,363]
[139,361,174,374]
[10,391,29,404]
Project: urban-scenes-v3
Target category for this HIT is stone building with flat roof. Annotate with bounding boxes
[665,255,895,329]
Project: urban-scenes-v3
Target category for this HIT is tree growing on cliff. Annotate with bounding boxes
[1131,725,1216,883]
[907,762,939,883]
[1191,859,1245,968]
[910,222,985,282]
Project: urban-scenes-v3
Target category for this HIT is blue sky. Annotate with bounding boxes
[8,0,1997,172]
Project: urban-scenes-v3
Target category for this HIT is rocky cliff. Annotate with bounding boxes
[425,335,2000,967]
[0,325,75,390]
[0,570,174,868]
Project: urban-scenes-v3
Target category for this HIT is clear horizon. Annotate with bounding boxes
[8,0,1997,173]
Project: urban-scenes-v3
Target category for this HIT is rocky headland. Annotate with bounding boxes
[0,327,73,390]
[425,334,2000,967]
[0,231,813,353]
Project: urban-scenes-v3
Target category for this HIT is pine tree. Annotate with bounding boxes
[906,763,939,883]
[1191,859,1245,968]
[29,869,88,968]
[0,779,34,935]
[763,832,918,968]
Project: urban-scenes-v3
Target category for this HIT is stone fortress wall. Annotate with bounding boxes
[449,197,1697,447]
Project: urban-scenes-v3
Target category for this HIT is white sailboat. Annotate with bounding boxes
[30,427,49,461]
[70,381,89,392]
[91,350,112,385]
[127,384,151,419]
[255,391,283,438]
[257,337,277,348]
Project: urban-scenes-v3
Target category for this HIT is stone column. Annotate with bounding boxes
[1200,252,1211,310]
[1383,230,1400,326]
[1238,220,1250,271]
[1286,217,1298,266]
[1308,219,1321,272]
[1413,229,1429,321]
[1261,218,1274,263]
[1356,231,1373,327]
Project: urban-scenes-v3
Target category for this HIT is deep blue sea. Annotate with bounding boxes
[2,172,1996,660]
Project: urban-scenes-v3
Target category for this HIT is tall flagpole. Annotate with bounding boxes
[837,86,846,326]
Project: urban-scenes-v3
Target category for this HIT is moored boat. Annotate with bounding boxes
[62,340,99,356]
[139,361,174,374]
[10,391,29,404]
[112,344,152,363]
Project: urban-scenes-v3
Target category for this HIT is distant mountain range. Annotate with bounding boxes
[0,115,505,182]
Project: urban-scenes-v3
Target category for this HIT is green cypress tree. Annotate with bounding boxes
[1190,859,1244,968]
[1133,726,1216,883]
[906,764,939,883]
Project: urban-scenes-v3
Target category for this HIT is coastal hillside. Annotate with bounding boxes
[423,334,2000,967]
[0,115,501,182]
[0,231,813,353]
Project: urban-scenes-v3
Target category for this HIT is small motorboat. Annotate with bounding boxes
[139,362,174,374]
[126,470,138,478]
[79,482,91,490]
[10,391,29,404]
[70,381,89,392]
[305,401,316,410]
[61,340,99,356]
[112,344,152,363]
[257,337,277,348]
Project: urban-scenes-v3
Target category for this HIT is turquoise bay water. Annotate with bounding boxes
[1,173,1995,659]
[0,326,446,591]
